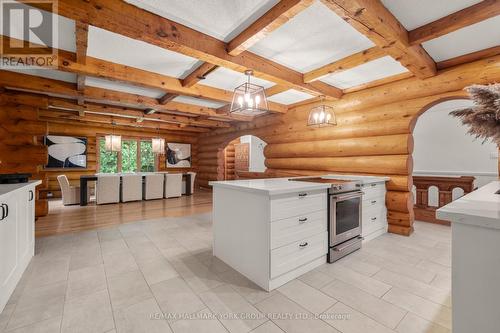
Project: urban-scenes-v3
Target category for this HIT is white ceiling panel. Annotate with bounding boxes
[85,77,165,98]
[87,26,200,78]
[200,67,275,91]
[423,16,500,62]
[320,56,408,89]
[173,96,226,108]
[125,0,279,42]
[5,68,76,83]
[381,0,482,30]
[249,1,374,73]
[2,1,75,52]
[267,89,314,105]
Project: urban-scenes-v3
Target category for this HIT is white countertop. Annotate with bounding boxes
[320,174,389,184]
[437,181,500,229]
[0,180,42,197]
[210,178,331,195]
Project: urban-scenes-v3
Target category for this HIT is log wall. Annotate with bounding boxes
[197,55,500,236]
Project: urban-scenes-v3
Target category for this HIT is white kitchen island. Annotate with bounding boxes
[0,180,41,312]
[437,181,500,333]
[210,175,388,291]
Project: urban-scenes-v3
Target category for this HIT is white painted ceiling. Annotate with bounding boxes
[124,0,279,42]
[6,68,76,83]
[423,16,500,62]
[381,0,483,30]
[85,77,166,99]
[249,1,374,73]
[87,26,200,79]
[268,89,314,105]
[173,96,227,109]
[319,56,408,89]
[200,67,275,91]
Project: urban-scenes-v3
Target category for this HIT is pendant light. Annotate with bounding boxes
[307,96,336,127]
[152,127,165,155]
[230,70,268,116]
[105,121,122,152]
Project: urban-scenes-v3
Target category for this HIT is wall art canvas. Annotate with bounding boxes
[45,135,87,168]
[166,143,191,168]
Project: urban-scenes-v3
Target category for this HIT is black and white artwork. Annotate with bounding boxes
[45,135,87,168]
[166,143,191,168]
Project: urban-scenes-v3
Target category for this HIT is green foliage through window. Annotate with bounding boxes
[140,141,155,172]
[99,138,118,173]
[121,140,137,173]
[98,137,156,173]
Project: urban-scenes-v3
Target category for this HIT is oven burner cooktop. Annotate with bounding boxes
[290,177,361,194]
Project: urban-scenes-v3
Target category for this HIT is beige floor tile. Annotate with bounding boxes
[429,273,451,291]
[373,270,451,307]
[297,268,335,290]
[170,308,227,333]
[66,264,107,300]
[101,239,129,256]
[0,303,16,331]
[6,297,64,331]
[137,258,179,285]
[5,316,62,333]
[24,257,70,289]
[61,290,114,333]
[217,269,275,305]
[364,255,436,284]
[129,242,164,264]
[103,252,139,278]
[107,270,153,310]
[335,255,381,277]
[320,264,391,298]
[150,277,205,322]
[396,312,450,333]
[415,260,451,277]
[255,293,339,333]
[195,250,232,274]
[199,284,267,333]
[171,256,224,294]
[277,279,336,314]
[97,227,123,242]
[382,288,451,329]
[113,298,172,333]
[321,280,406,329]
[69,248,103,272]
[250,321,284,333]
[323,302,396,333]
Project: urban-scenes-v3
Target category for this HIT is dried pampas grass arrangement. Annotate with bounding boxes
[449,84,500,145]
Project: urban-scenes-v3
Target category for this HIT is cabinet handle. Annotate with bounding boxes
[29,190,34,201]
[371,217,377,221]
[371,200,377,204]
[298,193,307,197]
[0,204,4,221]
[1,204,8,219]
[298,217,308,223]
[299,242,308,248]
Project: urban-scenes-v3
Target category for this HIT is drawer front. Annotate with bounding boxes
[362,195,385,211]
[270,232,327,278]
[271,191,327,221]
[361,183,386,200]
[271,210,327,249]
[362,206,387,236]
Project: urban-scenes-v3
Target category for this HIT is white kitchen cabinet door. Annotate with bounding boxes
[0,193,18,289]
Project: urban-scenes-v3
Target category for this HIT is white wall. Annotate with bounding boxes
[240,135,267,172]
[413,99,498,205]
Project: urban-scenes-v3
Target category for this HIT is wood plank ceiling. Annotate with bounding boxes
[1,0,498,133]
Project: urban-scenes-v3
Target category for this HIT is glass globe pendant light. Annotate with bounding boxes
[307,96,336,127]
[230,70,268,116]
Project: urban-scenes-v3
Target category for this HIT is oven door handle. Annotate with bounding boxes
[331,191,363,201]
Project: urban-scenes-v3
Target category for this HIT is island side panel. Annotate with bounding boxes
[213,187,270,289]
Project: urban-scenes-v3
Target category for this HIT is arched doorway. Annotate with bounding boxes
[411,98,499,224]
[219,135,267,180]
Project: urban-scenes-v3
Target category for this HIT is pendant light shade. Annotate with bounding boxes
[152,137,165,154]
[104,135,122,152]
[230,70,268,116]
[307,104,336,127]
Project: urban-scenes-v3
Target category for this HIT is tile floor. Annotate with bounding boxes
[0,214,452,333]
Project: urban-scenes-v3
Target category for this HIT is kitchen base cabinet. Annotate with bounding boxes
[0,181,40,313]
[360,181,388,242]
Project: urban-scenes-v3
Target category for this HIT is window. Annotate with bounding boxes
[98,137,157,173]
[140,141,155,172]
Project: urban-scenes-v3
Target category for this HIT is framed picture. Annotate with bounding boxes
[44,135,87,168]
[166,143,191,168]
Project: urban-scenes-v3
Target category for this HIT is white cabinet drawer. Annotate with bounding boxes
[271,210,327,250]
[362,206,387,236]
[270,190,326,221]
[361,183,386,200]
[362,195,385,211]
[270,232,327,278]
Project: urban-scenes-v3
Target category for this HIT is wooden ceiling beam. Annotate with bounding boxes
[0,70,252,122]
[32,0,342,99]
[436,45,500,70]
[157,93,179,105]
[303,46,386,82]
[182,62,218,87]
[320,0,437,78]
[75,22,88,106]
[409,0,500,45]
[48,98,230,128]
[342,72,413,93]
[227,0,314,56]
[265,85,290,97]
